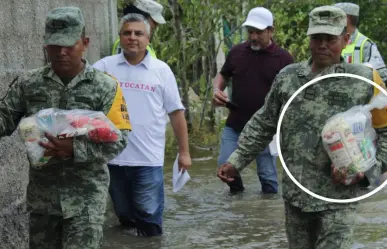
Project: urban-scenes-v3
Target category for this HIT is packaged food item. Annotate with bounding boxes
[322,92,387,180]
[18,116,51,167]
[18,108,121,169]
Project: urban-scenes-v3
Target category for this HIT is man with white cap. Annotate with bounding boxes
[334,2,387,82]
[112,0,166,57]
[212,7,293,194]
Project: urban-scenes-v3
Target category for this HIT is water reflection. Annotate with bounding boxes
[102,153,387,249]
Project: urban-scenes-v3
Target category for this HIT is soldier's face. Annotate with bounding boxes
[119,21,150,56]
[46,37,89,77]
[310,32,349,68]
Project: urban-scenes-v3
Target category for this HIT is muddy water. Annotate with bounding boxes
[101,148,387,249]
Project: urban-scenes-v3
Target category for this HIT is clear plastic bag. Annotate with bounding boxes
[18,108,121,169]
[322,92,387,180]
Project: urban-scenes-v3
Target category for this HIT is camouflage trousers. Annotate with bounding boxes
[29,212,104,249]
[284,202,356,249]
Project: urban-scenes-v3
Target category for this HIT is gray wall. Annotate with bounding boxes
[0,0,117,248]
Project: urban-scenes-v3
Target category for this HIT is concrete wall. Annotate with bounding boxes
[0,0,117,248]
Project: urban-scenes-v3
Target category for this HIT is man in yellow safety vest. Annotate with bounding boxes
[334,2,387,82]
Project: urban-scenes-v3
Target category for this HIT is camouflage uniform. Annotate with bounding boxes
[227,6,387,249]
[0,7,131,249]
[334,2,387,83]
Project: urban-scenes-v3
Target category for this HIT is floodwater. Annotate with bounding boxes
[102,147,387,249]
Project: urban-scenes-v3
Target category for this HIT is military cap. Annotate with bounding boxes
[132,0,166,24]
[334,2,360,16]
[44,7,85,46]
[307,6,347,36]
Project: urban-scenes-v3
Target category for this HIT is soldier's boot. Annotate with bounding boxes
[119,218,136,229]
[134,220,162,237]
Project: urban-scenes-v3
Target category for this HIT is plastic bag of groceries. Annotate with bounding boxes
[321,92,387,180]
[18,108,121,169]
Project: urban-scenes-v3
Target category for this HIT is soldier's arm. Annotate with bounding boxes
[363,41,387,83]
[376,68,387,84]
[72,80,130,163]
[227,73,284,172]
[362,70,387,186]
[0,77,25,137]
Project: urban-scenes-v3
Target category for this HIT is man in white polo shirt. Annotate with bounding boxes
[93,13,191,236]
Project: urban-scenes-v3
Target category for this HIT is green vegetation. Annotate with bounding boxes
[117,0,387,154]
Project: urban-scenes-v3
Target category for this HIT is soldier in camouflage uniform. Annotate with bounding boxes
[217,6,387,249]
[0,7,131,249]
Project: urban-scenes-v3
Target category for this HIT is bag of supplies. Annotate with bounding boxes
[18,108,120,169]
[321,92,387,180]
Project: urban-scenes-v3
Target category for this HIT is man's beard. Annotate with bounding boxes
[249,40,261,51]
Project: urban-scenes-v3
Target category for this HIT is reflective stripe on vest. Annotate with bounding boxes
[342,32,370,64]
[112,39,121,55]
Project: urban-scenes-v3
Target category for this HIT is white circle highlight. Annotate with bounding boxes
[276,73,387,203]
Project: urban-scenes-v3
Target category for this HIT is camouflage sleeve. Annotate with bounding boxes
[72,79,129,163]
[374,125,387,172]
[0,77,25,137]
[371,72,387,174]
[362,70,387,186]
[227,73,283,172]
[363,124,387,187]
[363,41,387,83]
[376,68,387,84]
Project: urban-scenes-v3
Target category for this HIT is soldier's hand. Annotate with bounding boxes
[39,132,74,159]
[212,89,228,107]
[217,163,238,183]
[331,165,364,186]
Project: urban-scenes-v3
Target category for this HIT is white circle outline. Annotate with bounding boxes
[276,73,387,203]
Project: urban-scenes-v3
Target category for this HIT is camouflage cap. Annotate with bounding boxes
[44,7,85,46]
[307,6,347,36]
[134,0,166,24]
[334,2,360,16]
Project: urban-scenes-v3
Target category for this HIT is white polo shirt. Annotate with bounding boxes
[93,52,185,166]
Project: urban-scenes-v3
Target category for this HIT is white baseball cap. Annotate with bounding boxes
[242,7,273,30]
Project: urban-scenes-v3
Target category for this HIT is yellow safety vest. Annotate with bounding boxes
[370,69,387,128]
[111,38,157,58]
[342,31,370,64]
